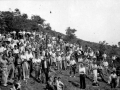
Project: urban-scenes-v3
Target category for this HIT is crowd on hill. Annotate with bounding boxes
[0,31,120,90]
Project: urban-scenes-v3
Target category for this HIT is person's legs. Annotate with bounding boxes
[60,61,62,70]
[2,68,8,86]
[28,60,32,77]
[73,66,76,77]
[7,64,11,79]
[69,66,72,76]
[44,69,49,83]
[17,65,22,81]
[26,62,29,79]
[22,62,26,80]
[82,75,86,89]
[65,60,67,70]
[80,74,82,89]
[117,76,120,87]
[11,64,15,79]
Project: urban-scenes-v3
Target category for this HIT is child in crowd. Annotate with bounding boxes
[10,79,21,90]
[108,70,117,89]
[56,77,64,90]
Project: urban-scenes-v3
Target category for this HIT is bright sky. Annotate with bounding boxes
[0,0,120,45]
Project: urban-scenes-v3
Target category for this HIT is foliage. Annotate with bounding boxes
[0,9,120,58]
[64,27,77,42]
[0,9,45,33]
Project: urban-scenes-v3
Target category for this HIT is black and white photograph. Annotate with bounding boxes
[0,0,120,90]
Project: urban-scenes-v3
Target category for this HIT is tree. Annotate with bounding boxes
[31,15,45,25]
[64,27,77,42]
[44,23,51,30]
[118,42,120,47]
[14,8,21,16]
[0,12,6,33]
[22,13,28,19]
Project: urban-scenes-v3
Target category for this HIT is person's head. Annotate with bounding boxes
[71,56,74,60]
[14,45,17,49]
[80,63,84,68]
[2,54,7,60]
[8,51,13,57]
[28,49,31,54]
[35,53,39,59]
[58,77,61,81]
[22,51,25,55]
[112,70,116,74]
[54,77,57,82]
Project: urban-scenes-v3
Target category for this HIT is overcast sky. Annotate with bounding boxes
[0,0,120,45]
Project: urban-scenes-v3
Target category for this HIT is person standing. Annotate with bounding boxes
[16,53,22,81]
[116,66,120,87]
[61,54,66,70]
[70,56,76,77]
[7,51,15,81]
[20,51,28,80]
[79,63,86,89]
[33,54,41,80]
[108,70,117,88]
[65,53,70,70]
[92,61,98,84]
[56,54,62,71]
[43,57,50,83]
[0,54,8,86]
[26,50,33,77]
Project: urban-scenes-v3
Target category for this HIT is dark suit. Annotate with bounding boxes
[42,59,50,83]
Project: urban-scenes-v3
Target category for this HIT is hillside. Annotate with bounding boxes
[0,9,120,57]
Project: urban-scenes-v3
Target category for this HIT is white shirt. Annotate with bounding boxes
[0,47,6,53]
[103,61,108,67]
[20,55,27,61]
[78,57,83,63]
[26,53,33,61]
[66,55,70,61]
[57,80,64,90]
[33,58,41,63]
[57,56,62,62]
[79,67,86,74]
[52,53,56,58]
[44,60,47,68]
[70,60,76,65]
[13,49,19,54]
[10,43,16,49]
[7,38,12,42]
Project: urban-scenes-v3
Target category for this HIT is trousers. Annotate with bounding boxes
[2,68,8,85]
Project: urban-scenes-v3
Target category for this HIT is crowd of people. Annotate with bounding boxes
[0,30,120,90]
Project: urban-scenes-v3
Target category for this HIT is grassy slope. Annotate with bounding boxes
[1,69,119,90]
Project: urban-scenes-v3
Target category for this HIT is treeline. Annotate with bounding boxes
[0,9,120,58]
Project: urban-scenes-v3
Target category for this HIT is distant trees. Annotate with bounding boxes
[0,9,120,58]
[44,23,51,30]
[0,8,48,33]
[118,42,120,47]
[64,27,77,43]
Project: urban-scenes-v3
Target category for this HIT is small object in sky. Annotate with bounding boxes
[50,11,52,13]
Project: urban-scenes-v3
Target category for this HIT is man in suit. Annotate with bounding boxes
[42,57,50,83]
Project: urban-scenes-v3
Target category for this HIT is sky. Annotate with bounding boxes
[0,0,120,45]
